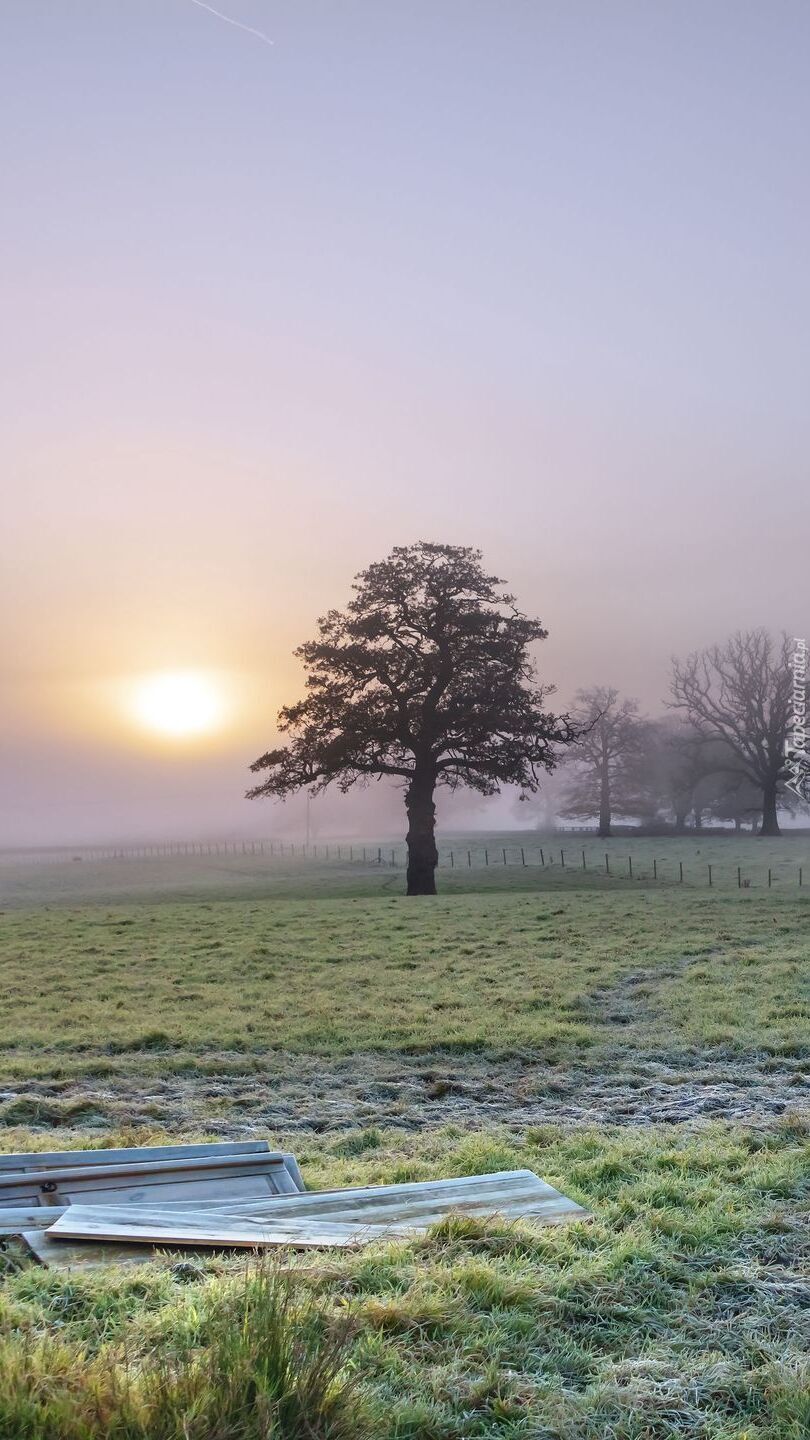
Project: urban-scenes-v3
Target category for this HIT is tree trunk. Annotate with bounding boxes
[674,808,688,834]
[693,809,703,831]
[405,770,438,895]
[759,780,780,837]
[597,757,611,839]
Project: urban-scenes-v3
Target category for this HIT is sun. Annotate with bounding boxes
[130,671,226,739]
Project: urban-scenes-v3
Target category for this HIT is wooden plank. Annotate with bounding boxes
[47,1206,376,1249]
[0,1206,68,1234]
[0,1146,302,1203]
[0,1150,294,1188]
[3,1172,585,1235]
[48,1171,589,1250]
[266,1162,301,1194]
[0,1141,271,1173]
[57,1172,292,1206]
[22,1229,163,1271]
[0,1152,302,1209]
[0,1183,58,1206]
[280,1152,306,1192]
[1,1187,313,1232]
[143,1170,587,1226]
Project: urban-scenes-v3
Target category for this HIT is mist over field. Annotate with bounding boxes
[2,1,809,848]
[1,10,808,1438]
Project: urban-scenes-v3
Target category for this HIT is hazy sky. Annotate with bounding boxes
[2,1,809,844]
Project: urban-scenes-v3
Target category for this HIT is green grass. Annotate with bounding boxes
[1,846,808,1437]
[0,889,806,1087]
[0,1257,364,1439]
[1,831,809,912]
[1,1122,807,1438]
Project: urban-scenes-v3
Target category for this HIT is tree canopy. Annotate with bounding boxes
[248,542,574,892]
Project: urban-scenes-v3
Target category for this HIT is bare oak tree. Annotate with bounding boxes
[634,719,742,831]
[670,630,795,837]
[247,543,574,894]
[560,687,643,838]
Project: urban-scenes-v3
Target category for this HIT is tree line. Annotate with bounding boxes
[247,543,807,894]
[561,630,800,839]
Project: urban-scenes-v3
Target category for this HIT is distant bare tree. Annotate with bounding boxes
[560,687,644,838]
[705,769,763,832]
[670,630,795,837]
[634,718,712,831]
[638,720,754,831]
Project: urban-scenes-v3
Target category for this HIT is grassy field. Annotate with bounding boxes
[2,831,809,909]
[1,840,808,1438]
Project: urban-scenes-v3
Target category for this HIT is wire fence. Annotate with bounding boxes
[2,839,807,890]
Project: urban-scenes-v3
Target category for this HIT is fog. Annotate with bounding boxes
[2,2,809,846]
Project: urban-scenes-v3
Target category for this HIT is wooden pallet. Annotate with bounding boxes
[0,1141,304,1210]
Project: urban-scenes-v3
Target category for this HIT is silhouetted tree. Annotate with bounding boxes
[247,543,575,895]
[631,719,743,831]
[559,687,644,838]
[614,718,673,828]
[670,630,796,837]
[705,769,762,832]
[620,717,692,830]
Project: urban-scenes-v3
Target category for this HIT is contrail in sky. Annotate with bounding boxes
[186,0,274,47]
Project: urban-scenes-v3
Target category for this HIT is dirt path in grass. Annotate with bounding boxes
[2,1044,805,1136]
[3,954,806,1135]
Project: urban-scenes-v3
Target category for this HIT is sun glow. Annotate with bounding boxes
[129,671,227,739]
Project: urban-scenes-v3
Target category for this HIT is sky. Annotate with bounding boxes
[2,1,809,845]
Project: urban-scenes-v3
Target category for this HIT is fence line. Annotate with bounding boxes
[2,840,807,889]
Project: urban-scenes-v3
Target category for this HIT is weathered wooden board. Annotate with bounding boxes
[0,1148,303,1206]
[21,1229,164,1271]
[0,1187,56,1208]
[47,1205,380,1249]
[0,1150,297,1187]
[48,1171,588,1251]
[140,1170,588,1228]
[0,1141,272,1172]
[57,1170,296,1207]
[278,1152,306,1192]
[0,1206,68,1234]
